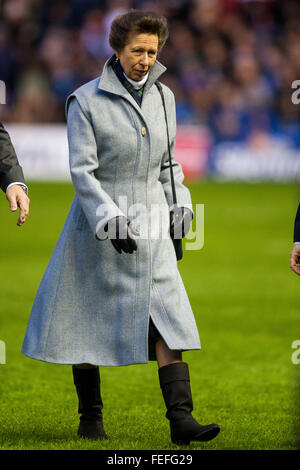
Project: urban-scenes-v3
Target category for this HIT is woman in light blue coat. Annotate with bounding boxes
[22,10,220,445]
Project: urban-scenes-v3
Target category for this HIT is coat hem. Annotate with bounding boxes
[21,350,149,367]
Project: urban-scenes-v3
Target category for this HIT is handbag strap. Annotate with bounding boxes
[155,81,177,206]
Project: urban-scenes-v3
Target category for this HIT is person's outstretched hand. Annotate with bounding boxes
[170,207,193,239]
[6,184,30,226]
[104,216,138,254]
[290,244,300,276]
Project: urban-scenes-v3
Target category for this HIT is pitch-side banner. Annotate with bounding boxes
[5,124,300,181]
[209,138,300,181]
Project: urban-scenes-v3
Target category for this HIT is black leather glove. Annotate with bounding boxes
[170,207,193,239]
[104,216,138,254]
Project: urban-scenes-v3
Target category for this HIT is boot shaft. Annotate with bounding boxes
[158,362,193,421]
[72,366,103,417]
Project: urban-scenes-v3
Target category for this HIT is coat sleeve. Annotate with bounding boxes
[0,122,26,193]
[158,89,194,217]
[66,96,126,240]
[294,203,300,242]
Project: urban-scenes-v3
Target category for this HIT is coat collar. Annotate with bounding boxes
[97,53,167,110]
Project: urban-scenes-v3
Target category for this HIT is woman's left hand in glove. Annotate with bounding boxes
[170,207,193,239]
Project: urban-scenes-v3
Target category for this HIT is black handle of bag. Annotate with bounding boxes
[155,81,177,206]
[155,81,183,261]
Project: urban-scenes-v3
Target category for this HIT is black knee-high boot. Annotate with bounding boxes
[158,362,220,445]
[72,366,108,440]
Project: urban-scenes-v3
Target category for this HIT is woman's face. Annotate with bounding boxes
[116,33,159,81]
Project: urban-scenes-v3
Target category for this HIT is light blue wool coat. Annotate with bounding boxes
[22,55,201,366]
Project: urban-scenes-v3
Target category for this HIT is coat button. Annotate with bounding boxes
[141,127,146,136]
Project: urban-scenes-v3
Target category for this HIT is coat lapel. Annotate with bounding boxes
[97,54,167,124]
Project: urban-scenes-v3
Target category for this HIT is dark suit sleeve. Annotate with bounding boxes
[0,122,25,193]
[294,203,300,242]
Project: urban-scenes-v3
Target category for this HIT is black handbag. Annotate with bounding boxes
[155,81,183,261]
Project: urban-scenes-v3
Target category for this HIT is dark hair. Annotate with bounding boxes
[109,9,169,54]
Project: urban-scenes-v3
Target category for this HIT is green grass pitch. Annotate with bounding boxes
[0,181,299,450]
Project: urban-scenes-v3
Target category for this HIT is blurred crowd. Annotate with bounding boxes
[0,0,300,146]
